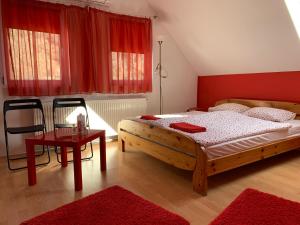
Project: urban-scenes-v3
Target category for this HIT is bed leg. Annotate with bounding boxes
[118,137,125,152]
[192,146,208,196]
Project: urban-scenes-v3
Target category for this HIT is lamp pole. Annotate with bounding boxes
[158,40,163,115]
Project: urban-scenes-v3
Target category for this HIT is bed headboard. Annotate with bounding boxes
[215,99,300,119]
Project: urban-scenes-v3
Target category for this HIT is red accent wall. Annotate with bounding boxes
[197,71,300,110]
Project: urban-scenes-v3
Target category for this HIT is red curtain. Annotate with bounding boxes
[1,0,152,96]
[2,0,72,96]
[89,8,111,93]
[64,6,94,94]
[89,9,152,94]
[109,14,152,93]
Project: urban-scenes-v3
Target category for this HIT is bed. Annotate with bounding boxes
[117,99,300,196]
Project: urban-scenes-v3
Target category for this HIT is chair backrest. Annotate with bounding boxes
[4,99,44,113]
[52,98,89,129]
[3,99,46,131]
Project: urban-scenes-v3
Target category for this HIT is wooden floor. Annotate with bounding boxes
[1,141,300,225]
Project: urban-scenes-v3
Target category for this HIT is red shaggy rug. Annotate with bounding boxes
[210,188,300,225]
[21,186,189,225]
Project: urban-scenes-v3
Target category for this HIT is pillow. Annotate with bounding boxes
[243,107,296,122]
[208,103,250,113]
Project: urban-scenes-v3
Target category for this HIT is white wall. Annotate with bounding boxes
[147,0,300,75]
[147,21,197,114]
[0,0,197,156]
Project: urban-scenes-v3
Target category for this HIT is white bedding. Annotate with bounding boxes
[206,119,300,159]
[136,111,292,147]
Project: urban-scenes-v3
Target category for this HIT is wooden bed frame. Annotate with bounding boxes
[118,99,300,196]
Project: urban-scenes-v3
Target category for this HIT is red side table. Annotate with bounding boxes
[25,129,106,191]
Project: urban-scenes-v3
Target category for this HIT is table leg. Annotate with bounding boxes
[61,146,68,167]
[100,134,106,171]
[73,144,82,191]
[26,140,36,186]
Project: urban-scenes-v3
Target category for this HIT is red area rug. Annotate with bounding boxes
[210,188,300,225]
[21,186,189,225]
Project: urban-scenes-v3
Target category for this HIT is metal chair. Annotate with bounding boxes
[3,99,50,170]
[52,98,94,163]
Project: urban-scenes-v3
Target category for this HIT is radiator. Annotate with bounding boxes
[34,98,147,138]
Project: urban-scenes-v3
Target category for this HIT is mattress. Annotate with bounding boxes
[134,111,300,160]
[206,119,300,159]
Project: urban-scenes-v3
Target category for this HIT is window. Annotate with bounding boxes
[8,28,61,81]
[2,0,152,96]
[111,51,144,81]
[285,0,300,39]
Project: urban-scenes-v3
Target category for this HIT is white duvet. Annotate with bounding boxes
[142,111,292,147]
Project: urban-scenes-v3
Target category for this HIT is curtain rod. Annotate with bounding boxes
[42,0,110,8]
[39,0,153,20]
[75,0,109,7]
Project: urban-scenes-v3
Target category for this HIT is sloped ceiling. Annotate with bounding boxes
[146,0,300,75]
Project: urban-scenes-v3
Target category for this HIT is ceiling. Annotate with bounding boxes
[146,0,300,75]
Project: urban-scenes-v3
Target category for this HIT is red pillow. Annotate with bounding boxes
[140,115,160,120]
[170,122,206,133]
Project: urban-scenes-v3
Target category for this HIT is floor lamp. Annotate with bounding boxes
[158,40,163,115]
[156,39,167,115]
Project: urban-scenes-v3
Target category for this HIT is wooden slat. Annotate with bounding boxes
[119,130,196,171]
[118,120,197,156]
[207,136,300,175]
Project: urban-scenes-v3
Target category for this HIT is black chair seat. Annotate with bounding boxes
[7,125,45,134]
